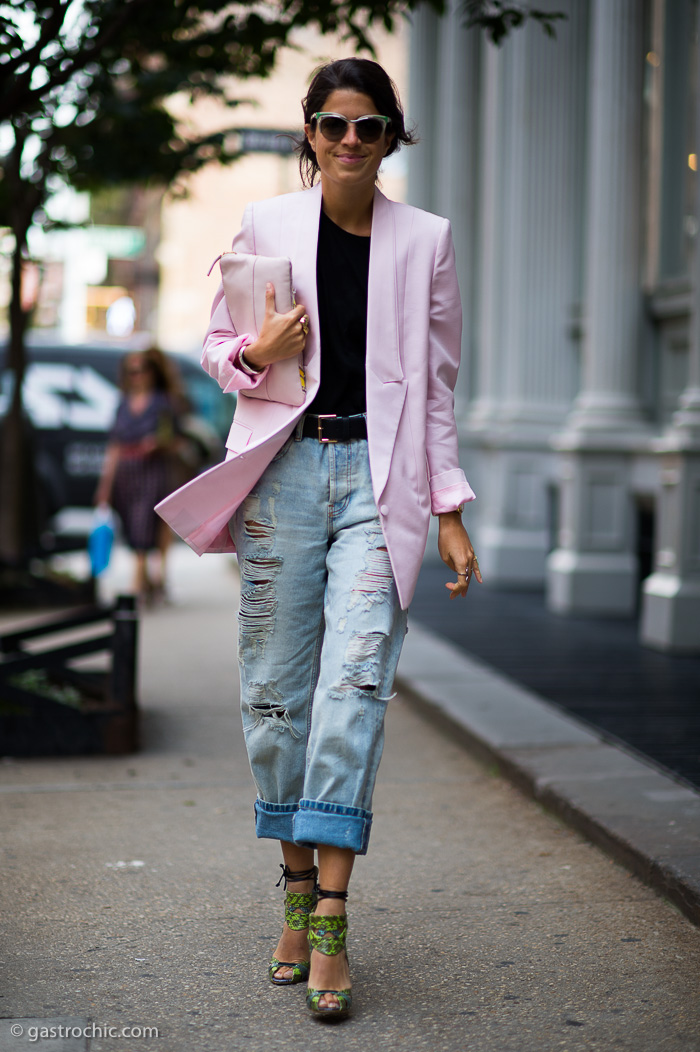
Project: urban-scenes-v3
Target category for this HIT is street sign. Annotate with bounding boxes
[235,128,299,156]
[87,226,146,259]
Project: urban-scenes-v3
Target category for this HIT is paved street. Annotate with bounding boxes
[1,547,700,1051]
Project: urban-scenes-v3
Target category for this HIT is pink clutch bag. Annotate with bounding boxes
[208,251,306,407]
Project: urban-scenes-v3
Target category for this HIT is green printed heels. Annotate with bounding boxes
[268,864,318,986]
[306,891,352,1021]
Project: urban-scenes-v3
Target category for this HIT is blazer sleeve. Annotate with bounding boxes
[200,203,272,395]
[426,219,476,514]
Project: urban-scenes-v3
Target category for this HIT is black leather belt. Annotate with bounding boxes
[301,413,367,443]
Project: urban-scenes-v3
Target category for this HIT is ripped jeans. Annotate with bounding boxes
[230,425,408,855]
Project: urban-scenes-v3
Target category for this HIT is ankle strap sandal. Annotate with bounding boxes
[316,888,348,902]
[275,863,320,891]
[268,865,319,987]
[306,893,352,1020]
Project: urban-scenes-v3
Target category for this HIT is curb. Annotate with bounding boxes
[396,619,700,928]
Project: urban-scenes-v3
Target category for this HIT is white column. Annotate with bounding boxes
[547,0,649,615]
[466,37,503,435]
[640,22,700,653]
[465,0,589,587]
[565,0,648,434]
[640,444,700,651]
[407,5,439,214]
[433,1,480,416]
[499,3,587,426]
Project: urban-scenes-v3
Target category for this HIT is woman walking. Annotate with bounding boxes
[96,347,181,601]
[157,57,481,1020]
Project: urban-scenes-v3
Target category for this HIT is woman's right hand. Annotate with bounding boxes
[243,283,308,370]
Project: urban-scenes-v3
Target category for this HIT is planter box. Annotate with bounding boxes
[0,596,138,757]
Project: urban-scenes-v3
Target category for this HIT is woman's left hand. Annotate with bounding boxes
[437,511,482,600]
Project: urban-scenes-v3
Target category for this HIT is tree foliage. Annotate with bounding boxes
[461,2,566,45]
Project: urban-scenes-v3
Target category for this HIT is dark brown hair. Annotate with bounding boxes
[297,58,417,187]
[120,347,172,394]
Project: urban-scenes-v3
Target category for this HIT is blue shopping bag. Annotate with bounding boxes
[88,505,115,577]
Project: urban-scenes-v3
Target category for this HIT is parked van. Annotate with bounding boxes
[0,341,232,552]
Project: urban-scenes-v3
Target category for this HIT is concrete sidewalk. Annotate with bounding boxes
[396,620,700,929]
[1,546,700,1051]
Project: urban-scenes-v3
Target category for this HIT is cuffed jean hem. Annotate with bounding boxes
[292,798,372,855]
[254,799,298,844]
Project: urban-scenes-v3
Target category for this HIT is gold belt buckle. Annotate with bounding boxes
[317,414,338,443]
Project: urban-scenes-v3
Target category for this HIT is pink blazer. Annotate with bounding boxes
[156,183,475,608]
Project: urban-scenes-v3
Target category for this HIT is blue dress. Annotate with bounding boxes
[110,391,175,551]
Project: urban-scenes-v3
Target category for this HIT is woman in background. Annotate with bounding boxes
[96,347,181,601]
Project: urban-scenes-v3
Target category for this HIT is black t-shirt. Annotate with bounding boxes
[308,209,370,417]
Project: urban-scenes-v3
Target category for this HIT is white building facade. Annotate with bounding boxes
[408,0,700,653]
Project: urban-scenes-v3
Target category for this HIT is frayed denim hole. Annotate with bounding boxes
[348,545,393,610]
[241,491,277,538]
[329,631,387,700]
[243,518,275,544]
[344,631,384,666]
[238,555,282,657]
[246,681,301,738]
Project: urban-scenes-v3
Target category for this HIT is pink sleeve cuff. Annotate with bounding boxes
[220,338,270,394]
[430,468,476,515]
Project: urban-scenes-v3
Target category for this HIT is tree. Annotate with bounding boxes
[0,0,563,567]
[461,2,565,45]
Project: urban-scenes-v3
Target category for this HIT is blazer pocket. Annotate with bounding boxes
[226,419,253,453]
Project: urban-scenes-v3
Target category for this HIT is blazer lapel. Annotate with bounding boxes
[366,188,407,501]
[367,188,404,384]
[287,184,323,396]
